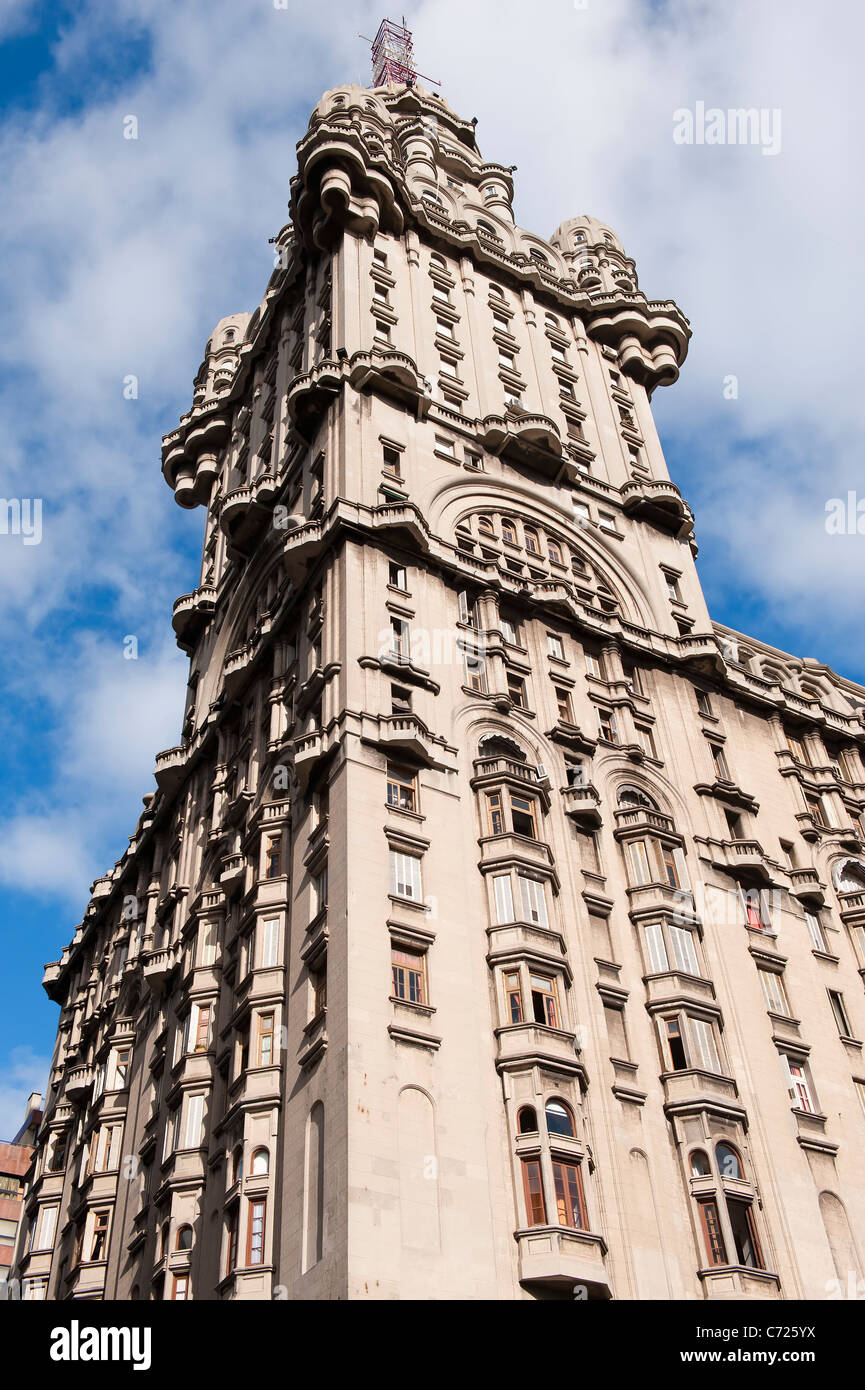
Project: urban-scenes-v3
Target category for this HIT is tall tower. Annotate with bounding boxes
[16,73,865,1303]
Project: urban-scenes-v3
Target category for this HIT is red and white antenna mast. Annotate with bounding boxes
[360,17,440,89]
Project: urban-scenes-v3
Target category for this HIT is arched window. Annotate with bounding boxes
[478,220,498,238]
[489,283,505,299]
[430,252,446,270]
[715,1143,742,1180]
[573,232,585,244]
[530,248,549,265]
[545,1099,575,1137]
[545,312,560,329]
[524,526,541,555]
[175,1225,193,1251]
[251,1147,270,1176]
[501,518,517,545]
[617,786,657,810]
[690,1149,711,1177]
[224,328,235,344]
[837,860,865,892]
[547,538,563,566]
[478,515,494,536]
[517,1105,538,1134]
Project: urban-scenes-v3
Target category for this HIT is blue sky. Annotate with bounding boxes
[1,0,863,1136]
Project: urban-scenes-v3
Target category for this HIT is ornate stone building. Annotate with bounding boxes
[14,80,865,1302]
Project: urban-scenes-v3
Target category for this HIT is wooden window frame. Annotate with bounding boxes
[521,1157,547,1227]
[257,1011,275,1068]
[698,1197,728,1267]
[387,762,417,812]
[551,1158,587,1230]
[247,1198,266,1267]
[391,945,427,1005]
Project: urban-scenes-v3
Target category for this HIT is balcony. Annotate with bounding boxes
[479,833,555,877]
[693,836,776,885]
[375,713,434,761]
[627,882,697,924]
[788,867,826,906]
[478,412,563,478]
[219,852,247,897]
[621,478,693,538]
[280,520,324,581]
[154,744,190,795]
[495,1022,583,1078]
[42,960,63,1002]
[64,1064,94,1103]
[661,1069,746,1128]
[699,1267,782,1300]
[171,584,217,650]
[515,1226,611,1298]
[142,945,179,994]
[293,730,324,790]
[677,633,726,676]
[561,784,602,827]
[614,807,676,837]
[645,972,716,1009]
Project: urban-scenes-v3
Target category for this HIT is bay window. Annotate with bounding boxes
[626,837,680,888]
[658,1012,722,1074]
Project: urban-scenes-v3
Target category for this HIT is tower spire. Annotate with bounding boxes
[360,16,440,89]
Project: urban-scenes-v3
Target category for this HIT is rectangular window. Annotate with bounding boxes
[311,962,327,1018]
[555,688,572,722]
[507,673,527,708]
[392,946,426,1005]
[805,911,826,952]
[434,434,456,457]
[436,317,455,339]
[374,319,391,342]
[172,1274,189,1301]
[388,562,407,590]
[741,890,769,932]
[696,690,713,717]
[598,709,618,744]
[387,763,417,812]
[198,919,219,966]
[493,873,514,925]
[392,683,412,714]
[530,973,559,1028]
[552,1159,587,1229]
[710,743,732,780]
[486,790,505,835]
[389,849,423,901]
[585,648,605,679]
[22,1278,48,1301]
[598,511,617,532]
[226,1205,239,1275]
[759,968,791,1016]
[785,1058,814,1113]
[698,1198,728,1267]
[109,1046,131,1091]
[391,617,410,662]
[258,917,280,969]
[643,921,669,974]
[313,867,328,917]
[547,633,565,660]
[265,834,281,879]
[93,1123,122,1173]
[465,650,486,693]
[247,1199,266,1266]
[257,1013,275,1068]
[518,875,549,928]
[510,792,537,839]
[689,1017,721,1073]
[500,612,521,644]
[89,1210,109,1262]
[664,572,682,601]
[727,1199,764,1269]
[786,731,810,765]
[521,1158,547,1227]
[503,970,523,1024]
[661,1016,688,1071]
[829,990,853,1038]
[183,1093,205,1150]
[635,722,657,759]
[382,444,401,475]
[669,925,699,976]
[35,1204,58,1251]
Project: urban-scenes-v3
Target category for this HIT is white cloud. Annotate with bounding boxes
[0,1046,50,1143]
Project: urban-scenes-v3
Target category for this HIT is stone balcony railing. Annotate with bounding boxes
[515,1226,610,1297]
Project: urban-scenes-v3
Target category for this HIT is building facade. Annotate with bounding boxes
[1,1094,41,1289]
[15,80,865,1302]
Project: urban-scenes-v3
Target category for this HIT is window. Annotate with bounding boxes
[478,515,495,537]
[22,1278,48,1301]
[585,648,606,680]
[785,731,810,765]
[435,434,456,458]
[725,809,744,840]
[696,690,713,717]
[257,1012,275,1067]
[669,924,699,975]
[634,722,657,759]
[598,709,618,744]
[504,971,523,1023]
[35,1204,58,1251]
[690,1149,711,1177]
[183,1093,205,1149]
[194,1003,212,1053]
[659,1014,721,1074]
[251,1148,270,1177]
[710,742,732,781]
[389,562,407,590]
[108,1045,131,1091]
[389,849,423,901]
[551,343,567,363]
[785,1057,814,1113]
[507,673,527,708]
[485,788,538,838]
[439,357,458,379]
[829,990,854,1039]
[226,1205,239,1275]
[643,921,669,974]
[390,617,410,662]
[759,968,791,1016]
[492,874,515,925]
[545,1099,575,1137]
[374,319,391,342]
[265,834,281,879]
[499,611,522,644]
[436,316,455,339]
[247,1199,266,1266]
[172,1274,189,1300]
[518,875,549,927]
[88,1210,109,1263]
[555,688,572,723]
[727,1199,763,1269]
[521,1158,546,1226]
[387,763,417,812]
[382,444,401,475]
[530,973,559,1028]
[311,962,327,1017]
[524,526,541,555]
[517,1105,537,1133]
[313,867,328,916]
[391,683,412,714]
[465,651,487,693]
[805,911,827,952]
[547,633,564,660]
[741,889,770,932]
[258,917,280,969]
[552,1160,587,1229]
[176,1225,193,1251]
[92,1123,122,1173]
[626,838,680,888]
[373,247,388,266]
[598,511,617,532]
[664,572,682,601]
[498,350,515,371]
[698,1199,728,1266]
[501,518,518,545]
[392,946,426,1004]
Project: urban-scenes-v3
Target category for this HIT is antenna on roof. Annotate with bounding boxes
[358,16,441,89]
